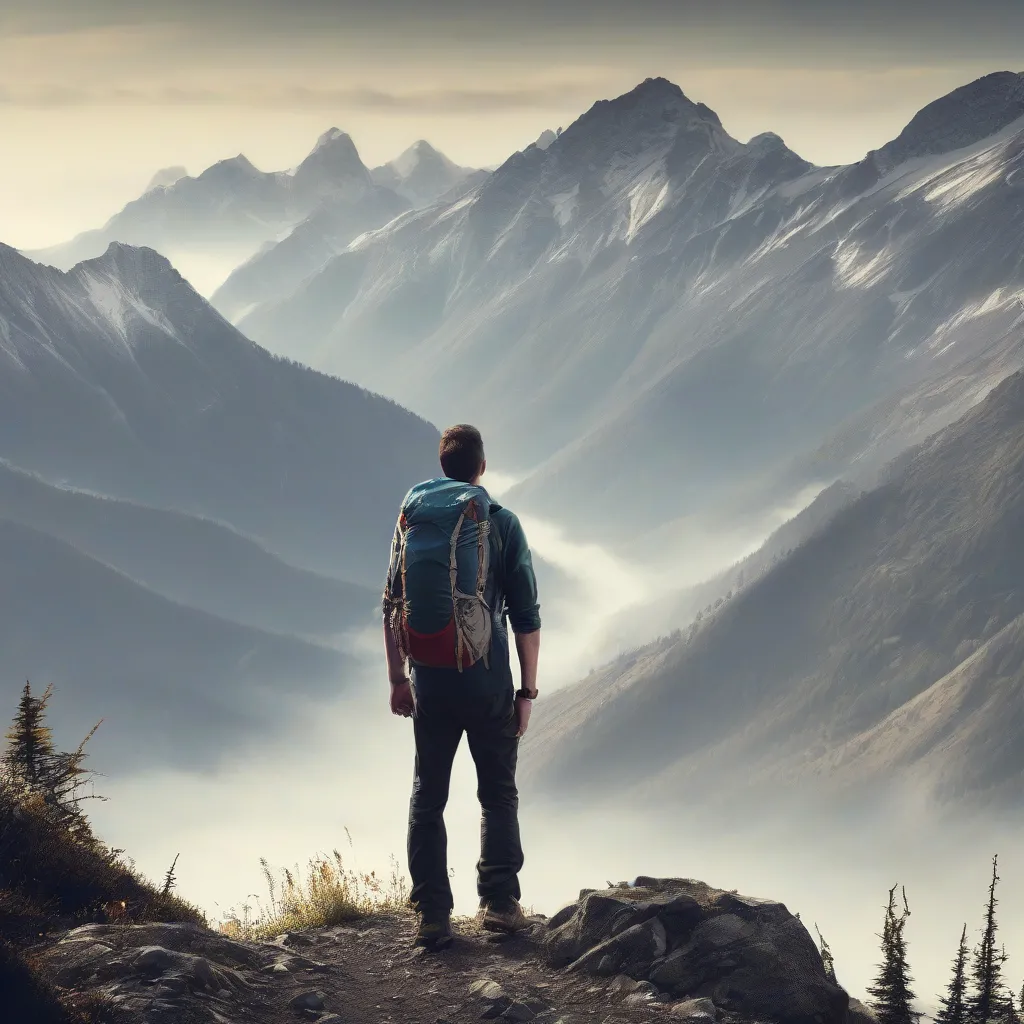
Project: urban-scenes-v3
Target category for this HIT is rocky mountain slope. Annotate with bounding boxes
[238,73,1024,548]
[0,241,438,585]
[211,185,411,321]
[522,366,1024,811]
[17,879,859,1024]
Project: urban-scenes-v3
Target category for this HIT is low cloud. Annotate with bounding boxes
[0,82,601,113]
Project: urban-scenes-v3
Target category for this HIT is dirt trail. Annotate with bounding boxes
[35,912,687,1024]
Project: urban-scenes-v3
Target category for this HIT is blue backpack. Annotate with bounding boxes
[384,478,495,671]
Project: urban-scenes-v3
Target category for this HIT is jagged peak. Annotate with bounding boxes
[565,76,724,144]
[302,128,360,161]
[76,242,180,283]
[295,129,369,185]
[197,154,262,181]
[387,139,464,179]
[871,70,1024,172]
[747,132,786,150]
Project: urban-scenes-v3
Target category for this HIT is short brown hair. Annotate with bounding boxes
[439,424,485,483]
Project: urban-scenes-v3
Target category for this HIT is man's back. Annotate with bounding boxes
[382,424,541,951]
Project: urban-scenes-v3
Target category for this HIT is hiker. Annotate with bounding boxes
[382,424,541,951]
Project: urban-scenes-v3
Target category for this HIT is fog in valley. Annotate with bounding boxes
[74,490,1024,1010]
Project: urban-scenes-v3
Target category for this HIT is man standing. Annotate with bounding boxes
[383,424,541,951]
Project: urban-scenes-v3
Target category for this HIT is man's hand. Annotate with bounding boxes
[390,678,415,718]
[515,694,533,738]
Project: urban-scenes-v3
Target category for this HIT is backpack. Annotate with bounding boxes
[384,478,495,671]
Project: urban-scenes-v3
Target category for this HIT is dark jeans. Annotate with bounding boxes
[407,674,523,918]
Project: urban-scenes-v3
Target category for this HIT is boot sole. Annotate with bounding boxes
[413,934,455,951]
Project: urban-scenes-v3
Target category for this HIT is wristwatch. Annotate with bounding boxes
[516,687,538,701]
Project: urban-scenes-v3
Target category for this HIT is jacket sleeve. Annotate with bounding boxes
[501,512,541,634]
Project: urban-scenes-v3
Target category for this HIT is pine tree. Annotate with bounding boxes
[936,925,970,1024]
[3,681,56,789]
[2,681,103,837]
[816,923,838,985]
[1002,990,1021,1024]
[868,885,921,1024]
[968,856,1006,1024]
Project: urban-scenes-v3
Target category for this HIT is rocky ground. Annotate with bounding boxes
[25,879,876,1024]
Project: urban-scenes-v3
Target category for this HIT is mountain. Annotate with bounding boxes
[0,461,375,639]
[211,186,411,321]
[27,130,386,294]
[0,242,438,586]
[370,140,481,208]
[0,519,347,771]
[237,73,1024,551]
[145,165,188,191]
[521,368,1024,811]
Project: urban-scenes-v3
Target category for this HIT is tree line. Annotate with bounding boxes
[837,856,1021,1024]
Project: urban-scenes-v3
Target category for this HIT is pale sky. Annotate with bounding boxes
[2,0,1023,248]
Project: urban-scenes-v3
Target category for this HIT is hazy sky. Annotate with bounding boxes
[2,0,1023,247]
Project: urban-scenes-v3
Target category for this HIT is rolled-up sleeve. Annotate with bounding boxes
[501,512,541,634]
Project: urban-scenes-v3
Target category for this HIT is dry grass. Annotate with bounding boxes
[0,787,204,933]
[220,846,411,941]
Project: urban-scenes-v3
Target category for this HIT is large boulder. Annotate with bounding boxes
[543,877,849,1024]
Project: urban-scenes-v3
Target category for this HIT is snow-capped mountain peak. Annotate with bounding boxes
[293,129,372,196]
[390,140,450,178]
[870,70,1024,174]
[369,140,478,208]
[196,154,263,183]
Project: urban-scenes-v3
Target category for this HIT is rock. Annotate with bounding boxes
[570,918,668,978]
[289,990,327,1013]
[481,1000,515,1020]
[849,999,880,1024]
[502,1003,538,1022]
[524,995,553,1012]
[671,997,718,1019]
[319,1017,345,1024]
[471,980,508,1002]
[544,878,849,1024]
[134,946,178,975]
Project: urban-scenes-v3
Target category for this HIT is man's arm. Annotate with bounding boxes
[383,619,409,685]
[515,628,541,696]
[500,510,542,697]
[383,519,414,716]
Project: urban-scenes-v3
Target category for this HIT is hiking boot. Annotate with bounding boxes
[479,897,530,934]
[413,913,454,951]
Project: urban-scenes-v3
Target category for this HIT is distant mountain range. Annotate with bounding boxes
[523,366,1024,811]
[370,140,486,208]
[26,132,482,297]
[232,72,1024,552]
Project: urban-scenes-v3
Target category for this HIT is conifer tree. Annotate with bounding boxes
[3,681,56,789]
[816,923,838,985]
[936,925,970,1024]
[968,856,1006,1024]
[868,885,921,1024]
[1002,989,1020,1024]
[2,681,103,837]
